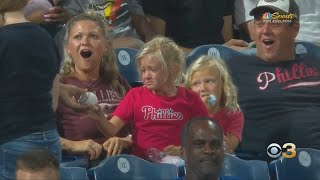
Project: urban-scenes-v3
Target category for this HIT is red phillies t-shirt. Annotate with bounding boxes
[211,109,244,141]
[113,86,208,159]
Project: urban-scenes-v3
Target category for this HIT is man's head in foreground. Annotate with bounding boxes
[16,150,59,180]
[181,116,224,180]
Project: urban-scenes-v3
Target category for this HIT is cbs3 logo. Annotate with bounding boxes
[267,143,296,158]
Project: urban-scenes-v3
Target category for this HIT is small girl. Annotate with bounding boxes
[88,37,208,159]
[185,55,244,153]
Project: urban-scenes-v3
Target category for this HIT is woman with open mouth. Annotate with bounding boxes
[57,12,133,163]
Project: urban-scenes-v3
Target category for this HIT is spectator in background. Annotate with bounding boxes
[16,150,60,180]
[57,12,132,160]
[61,0,157,49]
[181,116,240,180]
[87,37,209,160]
[235,0,320,45]
[24,0,72,37]
[185,56,244,154]
[142,0,249,54]
[227,0,320,161]
[0,0,61,179]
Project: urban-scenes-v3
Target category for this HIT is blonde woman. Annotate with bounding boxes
[57,12,132,160]
[0,0,61,178]
[185,55,244,153]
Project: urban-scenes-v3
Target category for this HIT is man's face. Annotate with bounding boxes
[183,120,224,179]
[254,13,299,62]
[16,168,59,180]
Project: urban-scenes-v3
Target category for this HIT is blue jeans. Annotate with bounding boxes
[0,129,62,180]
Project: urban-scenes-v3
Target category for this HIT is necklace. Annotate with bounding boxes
[77,78,101,90]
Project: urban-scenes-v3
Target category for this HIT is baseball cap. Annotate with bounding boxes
[250,0,300,21]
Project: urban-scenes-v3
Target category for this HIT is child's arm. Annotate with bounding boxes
[223,134,240,153]
[103,135,133,157]
[88,107,125,138]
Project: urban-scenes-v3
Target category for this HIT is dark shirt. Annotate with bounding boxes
[0,23,60,144]
[227,55,320,154]
[143,0,234,48]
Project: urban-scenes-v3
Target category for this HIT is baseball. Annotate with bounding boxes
[208,95,216,106]
[78,92,98,105]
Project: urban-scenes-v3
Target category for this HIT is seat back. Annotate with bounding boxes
[185,44,243,67]
[295,41,320,59]
[240,41,320,59]
[115,48,142,87]
[269,148,320,180]
[60,166,88,180]
[88,154,178,180]
[221,154,270,180]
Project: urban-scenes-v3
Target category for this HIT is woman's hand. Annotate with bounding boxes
[103,135,133,157]
[61,138,103,160]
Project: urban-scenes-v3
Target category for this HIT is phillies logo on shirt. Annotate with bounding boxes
[142,106,183,120]
[257,62,320,90]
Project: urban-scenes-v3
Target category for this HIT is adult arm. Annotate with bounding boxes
[131,14,157,42]
[234,0,257,41]
[222,15,233,43]
[87,106,126,137]
[60,137,102,160]
[129,0,157,42]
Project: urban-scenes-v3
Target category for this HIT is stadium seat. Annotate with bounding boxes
[295,41,320,59]
[115,48,142,87]
[88,154,178,180]
[60,157,88,168]
[241,48,257,56]
[269,148,320,180]
[221,154,270,180]
[185,44,243,67]
[60,166,89,180]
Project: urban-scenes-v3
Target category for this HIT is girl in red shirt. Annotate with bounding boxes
[185,55,244,153]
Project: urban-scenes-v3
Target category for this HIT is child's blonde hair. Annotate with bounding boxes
[136,37,185,84]
[185,55,239,112]
[61,11,126,96]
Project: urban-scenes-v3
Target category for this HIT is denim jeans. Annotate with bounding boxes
[0,129,62,180]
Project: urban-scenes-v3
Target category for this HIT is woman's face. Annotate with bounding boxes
[190,68,222,107]
[66,20,108,74]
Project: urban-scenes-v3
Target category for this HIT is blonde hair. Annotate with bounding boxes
[136,37,185,84]
[185,55,239,112]
[60,11,126,96]
[0,0,28,12]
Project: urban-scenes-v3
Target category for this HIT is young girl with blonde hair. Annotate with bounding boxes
[88,37,208,159]
[185,55,244,153]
